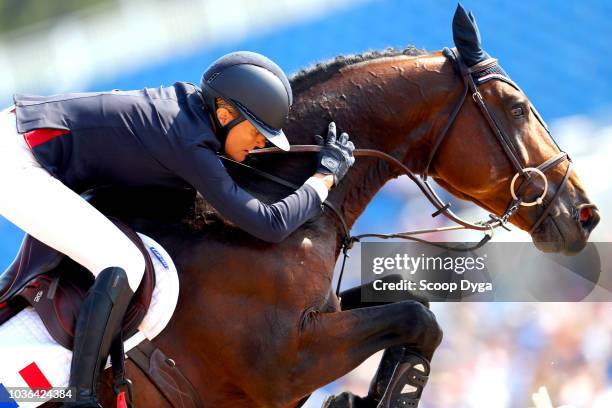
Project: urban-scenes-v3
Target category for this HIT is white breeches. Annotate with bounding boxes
[0,107,145,291]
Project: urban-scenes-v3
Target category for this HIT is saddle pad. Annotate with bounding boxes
[0,233,179,407]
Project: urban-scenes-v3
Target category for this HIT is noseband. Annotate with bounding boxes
[230,48,573,297]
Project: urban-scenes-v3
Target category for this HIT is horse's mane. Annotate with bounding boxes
[290,46,426,96]
[179,46,428,238]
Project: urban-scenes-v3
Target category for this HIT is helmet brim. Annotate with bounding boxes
[234,102,290,151]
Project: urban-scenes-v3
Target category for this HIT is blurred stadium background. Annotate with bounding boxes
[0,0,610,406]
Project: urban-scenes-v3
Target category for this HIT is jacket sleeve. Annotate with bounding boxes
[170,145,326,243]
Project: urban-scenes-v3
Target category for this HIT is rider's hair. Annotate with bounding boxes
[215,97,239,118]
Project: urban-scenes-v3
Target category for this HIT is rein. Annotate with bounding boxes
[223,48,572,299]
[223,144,495,299]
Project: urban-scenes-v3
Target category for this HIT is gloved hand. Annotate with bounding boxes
[314,122,355,186]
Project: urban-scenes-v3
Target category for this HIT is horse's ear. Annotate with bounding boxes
[452,3,491,66]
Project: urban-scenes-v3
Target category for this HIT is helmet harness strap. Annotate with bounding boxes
[215,114,245,153]
[203,94,246,153]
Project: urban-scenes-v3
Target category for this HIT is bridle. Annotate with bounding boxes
[223,47,572,298]
[420,47,572,235]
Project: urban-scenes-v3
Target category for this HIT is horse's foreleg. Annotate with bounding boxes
[289,300,442,400]
[338,278,434,405]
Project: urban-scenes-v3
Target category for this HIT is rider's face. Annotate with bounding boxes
[217,108,266,162]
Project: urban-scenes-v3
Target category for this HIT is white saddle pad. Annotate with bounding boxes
[0,233,179,407]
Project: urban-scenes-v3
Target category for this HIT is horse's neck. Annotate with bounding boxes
[228,53,458,245]
[307,53,457,233]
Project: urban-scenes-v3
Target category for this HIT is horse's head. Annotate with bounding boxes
[429,4,599,254]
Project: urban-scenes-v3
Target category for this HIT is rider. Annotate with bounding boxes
[0,51,355,407]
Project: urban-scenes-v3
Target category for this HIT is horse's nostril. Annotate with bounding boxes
[577,205,600,233]
[579,207,592,223]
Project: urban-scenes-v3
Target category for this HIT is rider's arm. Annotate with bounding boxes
[173,145,328,243]
[312,173,334,189]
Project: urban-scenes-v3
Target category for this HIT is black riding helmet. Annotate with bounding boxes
[200,51,293,151]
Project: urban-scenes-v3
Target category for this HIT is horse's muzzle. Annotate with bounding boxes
[531,201,600,254]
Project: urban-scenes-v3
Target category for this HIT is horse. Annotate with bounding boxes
[43,5,598,408]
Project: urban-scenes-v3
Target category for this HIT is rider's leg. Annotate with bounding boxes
[0,109,146,406]
[67,267,135,407]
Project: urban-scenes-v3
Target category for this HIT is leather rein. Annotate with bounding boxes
[221,48,572,298]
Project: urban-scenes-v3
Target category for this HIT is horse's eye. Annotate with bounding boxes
[511,106,525,117]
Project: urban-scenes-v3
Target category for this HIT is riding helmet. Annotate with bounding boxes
[200,51,292,151]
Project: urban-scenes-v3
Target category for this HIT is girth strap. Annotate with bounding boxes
[126,339,203,408]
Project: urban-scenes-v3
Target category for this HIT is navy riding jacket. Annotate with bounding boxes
[12,82,323,243]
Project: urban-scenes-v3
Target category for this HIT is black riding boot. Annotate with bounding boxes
[63,267,134,408]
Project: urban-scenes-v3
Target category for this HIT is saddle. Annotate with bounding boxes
[0,216,155,350]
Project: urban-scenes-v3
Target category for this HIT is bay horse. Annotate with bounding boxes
[79,5,599,408]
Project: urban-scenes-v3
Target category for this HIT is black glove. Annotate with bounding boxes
[314,122,355,186]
